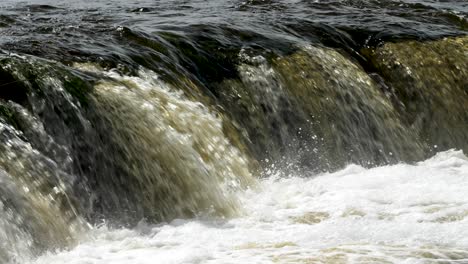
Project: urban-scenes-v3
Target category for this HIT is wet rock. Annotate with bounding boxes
[292,211,330,224]
[364,36,468,153]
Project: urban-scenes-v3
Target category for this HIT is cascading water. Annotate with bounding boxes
[0,0,467,263]
[77,64,254,221]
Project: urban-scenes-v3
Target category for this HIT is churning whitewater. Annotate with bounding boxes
[30,150,468,264]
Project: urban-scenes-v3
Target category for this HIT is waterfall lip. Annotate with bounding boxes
[0,0,466,69]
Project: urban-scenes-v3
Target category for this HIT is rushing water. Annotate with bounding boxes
[0,0,467,263]
[30,150,468,264]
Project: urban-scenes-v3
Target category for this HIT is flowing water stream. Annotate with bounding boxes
[0,0,467,263]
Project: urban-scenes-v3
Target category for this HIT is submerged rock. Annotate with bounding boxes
[364,36,468,153]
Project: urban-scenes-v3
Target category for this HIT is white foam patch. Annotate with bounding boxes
[30,150,468,263]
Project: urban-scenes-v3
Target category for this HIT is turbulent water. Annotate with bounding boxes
[0,0,467,263]
[28,150,468,264]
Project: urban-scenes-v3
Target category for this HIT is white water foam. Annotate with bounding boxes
[30,150,468,264]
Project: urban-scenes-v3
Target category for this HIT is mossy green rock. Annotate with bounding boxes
[0,55,93,107]
[0,102,21,129]
[364,36,468,153]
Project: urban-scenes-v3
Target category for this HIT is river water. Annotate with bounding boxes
[32,150,468,264]
[0,0,467,263]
